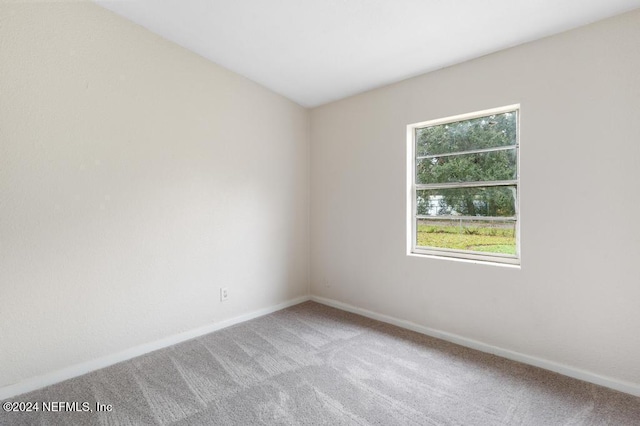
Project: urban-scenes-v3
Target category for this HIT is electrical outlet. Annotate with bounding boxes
[220,287,228,302]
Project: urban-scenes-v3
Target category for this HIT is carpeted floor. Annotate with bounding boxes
[2,301,639,425]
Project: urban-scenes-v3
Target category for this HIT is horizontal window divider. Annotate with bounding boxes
[416,215,516,222]
[416,144,517,160]
[415,180,517,190]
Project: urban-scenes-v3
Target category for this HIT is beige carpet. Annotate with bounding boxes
[2,301,639,425]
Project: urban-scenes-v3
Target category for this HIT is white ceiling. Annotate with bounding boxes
[95,0,640,107]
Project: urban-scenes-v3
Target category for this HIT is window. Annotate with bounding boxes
[407,105,520,265]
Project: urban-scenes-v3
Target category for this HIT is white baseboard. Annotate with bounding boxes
[310,295,640,397]
[0,295,310,400]
[5,294,638,400]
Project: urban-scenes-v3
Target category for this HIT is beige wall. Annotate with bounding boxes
[310,10,640,386]
[0,2,309,388]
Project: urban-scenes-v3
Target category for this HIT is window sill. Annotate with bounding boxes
[407,251,521,269]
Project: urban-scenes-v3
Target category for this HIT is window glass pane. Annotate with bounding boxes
[416,148,516,185]
[416,218,516,255]
[416,186,516,217]
[416,111,517,156]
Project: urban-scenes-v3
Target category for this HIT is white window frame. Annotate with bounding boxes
[406,104,521,266]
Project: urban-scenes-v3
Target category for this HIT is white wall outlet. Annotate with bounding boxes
[220,287,228,302]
